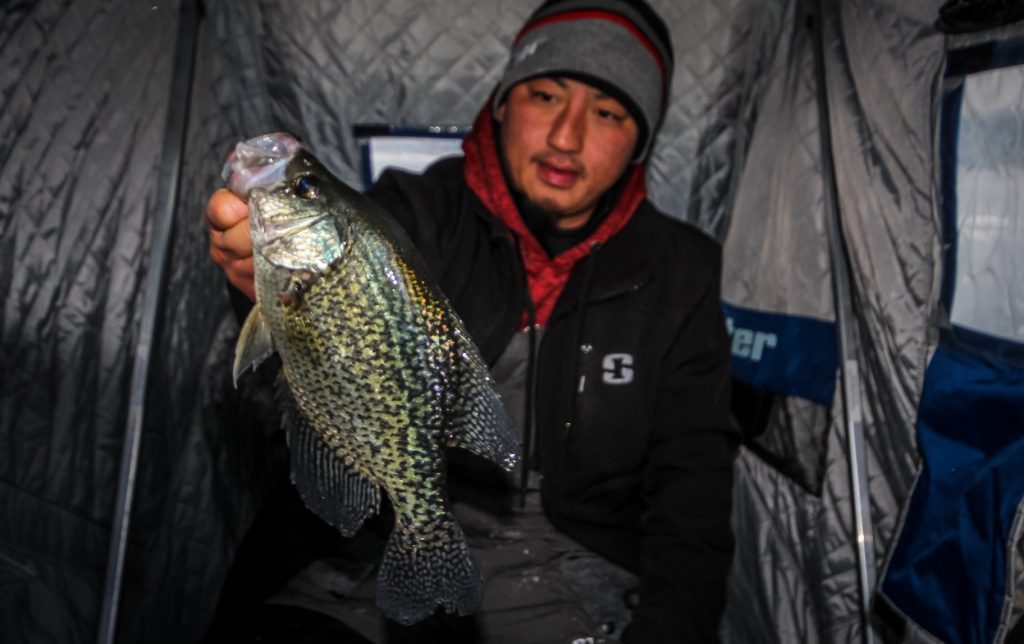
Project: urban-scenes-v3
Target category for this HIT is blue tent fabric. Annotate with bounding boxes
[881,345,1024,643]
[722,302,838,407]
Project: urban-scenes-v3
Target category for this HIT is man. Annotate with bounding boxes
[206,0,738,641]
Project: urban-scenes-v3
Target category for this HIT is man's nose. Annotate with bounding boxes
[547,100,585,153]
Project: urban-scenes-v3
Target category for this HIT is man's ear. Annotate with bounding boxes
[496,100,506,123]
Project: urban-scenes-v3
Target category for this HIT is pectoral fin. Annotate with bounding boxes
[232,307,276,386]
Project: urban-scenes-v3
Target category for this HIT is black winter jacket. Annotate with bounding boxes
[367,156,739,643]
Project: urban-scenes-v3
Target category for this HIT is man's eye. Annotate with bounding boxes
[532,90,555,102]
[596,108,624,122]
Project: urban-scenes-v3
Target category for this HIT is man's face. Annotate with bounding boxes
[496,76,639,230]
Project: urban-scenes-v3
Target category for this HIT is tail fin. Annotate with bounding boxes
[376,520,482,625]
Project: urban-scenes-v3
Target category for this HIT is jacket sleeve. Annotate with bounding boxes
[622,245,739,643]
[364,162,454,266]
[365,167,424,232]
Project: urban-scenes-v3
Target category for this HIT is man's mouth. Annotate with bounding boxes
[535,159,583,189]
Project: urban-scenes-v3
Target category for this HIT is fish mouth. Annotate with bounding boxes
[221,132,302,197]
[223,132,321,263]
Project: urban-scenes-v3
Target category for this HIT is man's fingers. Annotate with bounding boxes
[227,258,256,302]
[206,185,256,301]
[231,256,254,281]
[218,218,254,260]
[206,187,253,262]
[206,188,249,232]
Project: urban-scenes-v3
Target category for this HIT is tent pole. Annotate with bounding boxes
[96,1,200,642]
[809,1,879,642]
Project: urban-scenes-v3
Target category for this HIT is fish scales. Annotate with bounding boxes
[227,132,518,625]
[274,222,451,522]
[277,249,422,487]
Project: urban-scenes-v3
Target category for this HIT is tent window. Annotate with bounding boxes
[353,124,468,190]
[940,38,1024,361]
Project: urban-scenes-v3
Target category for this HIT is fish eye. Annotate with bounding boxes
[292,175,320,199]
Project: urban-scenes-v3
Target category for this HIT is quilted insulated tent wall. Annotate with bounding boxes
[1,0,1022,642]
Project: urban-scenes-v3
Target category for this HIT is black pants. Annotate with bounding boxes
[203,475,484,643]
[203,475,369,643]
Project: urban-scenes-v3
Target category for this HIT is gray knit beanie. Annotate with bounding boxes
[493,0,674,161]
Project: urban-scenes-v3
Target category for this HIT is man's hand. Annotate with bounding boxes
[206,187,256,301]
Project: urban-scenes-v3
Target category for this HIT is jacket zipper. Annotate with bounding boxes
[564,241,601,440]
[519,297,539,505]
[506,233,539,506]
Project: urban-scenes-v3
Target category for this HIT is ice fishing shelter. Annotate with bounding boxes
[1,0,1022,642]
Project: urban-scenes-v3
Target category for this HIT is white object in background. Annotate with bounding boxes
[367,136,465,184]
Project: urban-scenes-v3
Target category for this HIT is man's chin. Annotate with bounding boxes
[525,198,572,225]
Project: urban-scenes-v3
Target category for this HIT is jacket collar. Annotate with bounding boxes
[462,103,648,327]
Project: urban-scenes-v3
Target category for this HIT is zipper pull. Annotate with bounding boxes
[577,343,593,395]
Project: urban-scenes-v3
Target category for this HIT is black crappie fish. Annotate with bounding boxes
[224,132,519,624]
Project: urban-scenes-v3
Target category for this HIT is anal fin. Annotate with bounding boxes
[445,330,520,472]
